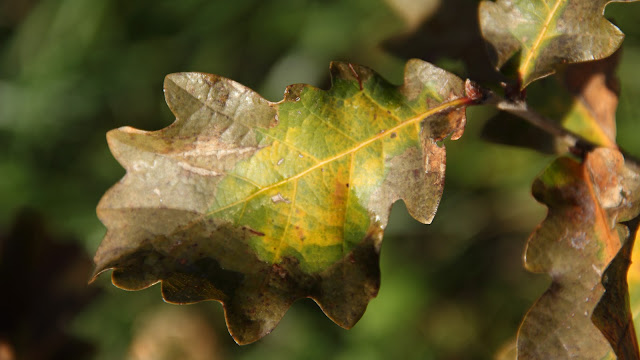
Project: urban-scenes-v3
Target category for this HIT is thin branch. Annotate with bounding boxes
[479,90,640,168]
[490,95,582,149]
[476,87,596,153]
[463,79,640,166]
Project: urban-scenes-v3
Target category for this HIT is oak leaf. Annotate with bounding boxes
[92,60,474,344]
[479,0,638,89]
[593,218,640,360]
[518,148,640,359]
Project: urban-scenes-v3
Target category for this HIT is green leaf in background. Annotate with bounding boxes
[479,0,638,89]
[517,148,640,359]
[91,59,474,344]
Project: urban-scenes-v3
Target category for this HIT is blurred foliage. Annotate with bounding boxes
[0,0,639,359]
[0,209,99,360]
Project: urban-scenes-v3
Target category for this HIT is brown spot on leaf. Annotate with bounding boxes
[245,228,265,237]
[348,63,363,91]
[270,193,291,204]
[272,264,287,279]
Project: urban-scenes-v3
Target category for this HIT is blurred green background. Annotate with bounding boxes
[1,0,639,359]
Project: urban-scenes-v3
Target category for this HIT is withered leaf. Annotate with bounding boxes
[92,60,474,344]
[518,148,640,359]
[593,217,640,360]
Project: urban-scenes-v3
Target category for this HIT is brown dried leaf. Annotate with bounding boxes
[518,148,640,359]
[593,217,640,360]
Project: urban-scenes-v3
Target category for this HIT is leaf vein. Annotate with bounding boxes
[194,90,320,162]
[300,101,359,144]
[520,0,563,78]
[273,179,298,262]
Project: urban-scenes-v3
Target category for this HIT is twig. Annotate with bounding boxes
[497,100,575,144]
[478,88,597,156]
[464,80,640,166]
[484,90,640,169]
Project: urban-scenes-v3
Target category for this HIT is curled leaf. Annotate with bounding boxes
[593,217,640,359]
[518,148,640,358]
[92,60,473,344]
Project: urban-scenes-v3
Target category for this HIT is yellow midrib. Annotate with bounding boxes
[207,97,468,216]
[520,0,563,81]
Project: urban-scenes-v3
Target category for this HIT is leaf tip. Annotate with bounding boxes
[163,72,180,88]
[87,264,110,285]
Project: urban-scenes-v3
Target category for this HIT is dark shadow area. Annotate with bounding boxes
[0,209,100,360]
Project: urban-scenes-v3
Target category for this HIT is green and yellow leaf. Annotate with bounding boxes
[479,0,638,89]
[91,59,474,344]
[517,148,640,359]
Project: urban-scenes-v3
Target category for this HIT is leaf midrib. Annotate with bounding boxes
[520,0,563,80]
[206,97,469,217]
